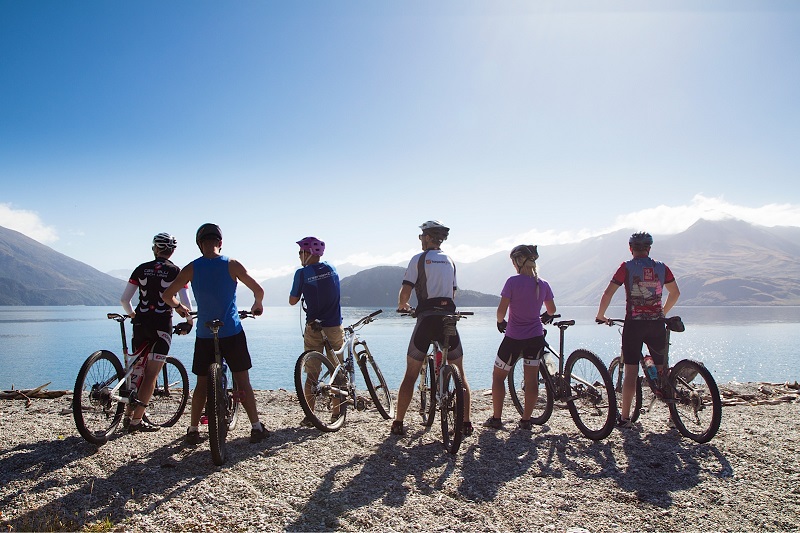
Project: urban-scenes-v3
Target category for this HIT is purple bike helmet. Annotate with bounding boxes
[297,236,325,256]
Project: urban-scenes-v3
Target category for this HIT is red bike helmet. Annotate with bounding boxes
[297,236,325,256]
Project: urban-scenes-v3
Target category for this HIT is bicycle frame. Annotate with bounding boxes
[316,316,375,411]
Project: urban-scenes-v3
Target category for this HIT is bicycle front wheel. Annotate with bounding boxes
[73,350,125,446]
[667,359,722,443]
[418,354,436,427]
[143,356,189,427]
[294,351,347,432]
[508,355,554,425]
[358,349,395,419]
[440,365,465,455]
[565,349,616,440]
[608,356,644,423]
[207,362,229,466]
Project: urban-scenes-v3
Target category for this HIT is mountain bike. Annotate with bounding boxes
[601,317,722,443]
[401,309,473,454]
[73,313,190,446]
[295,310,394,432]
[199,310,257,466]
[507,315,617,440]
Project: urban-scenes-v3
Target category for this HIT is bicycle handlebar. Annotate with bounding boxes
[396,308,474,318]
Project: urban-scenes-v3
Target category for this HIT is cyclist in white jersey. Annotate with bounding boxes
[392,221,473,437]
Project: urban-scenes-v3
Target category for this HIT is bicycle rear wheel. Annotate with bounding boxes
[667,359,722,443]
[207,362,229,466]
[358,347,395,419]
[143,356,189,427]
[418,354,436,426]
[565,349,616,440]
[440,365,465,455]
[294,351,347,432]
[608,356,644,423]
[508,355,554,425]
[73,350,125,446]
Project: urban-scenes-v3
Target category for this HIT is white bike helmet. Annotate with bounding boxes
[152,232,177,251]
[419,220,449,241]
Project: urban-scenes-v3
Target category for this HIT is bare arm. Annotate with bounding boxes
[229,259,264,315]
[544,299,557,316]
[596,282,620,322]
[397,283,413,312]
[289,295,301,306]
[663,280,680,315]
[163,263,193,319]
[496,297,510,323]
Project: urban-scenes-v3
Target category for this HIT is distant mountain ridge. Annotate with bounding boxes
[0,226,125,305]
[2,219,799,306]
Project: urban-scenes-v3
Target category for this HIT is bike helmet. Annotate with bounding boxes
[629,232,654,248]
[195,223,222,249]
[510,244,538,268]
[152,232,177,251]
[419,220,449,241]
[297,236,325,256]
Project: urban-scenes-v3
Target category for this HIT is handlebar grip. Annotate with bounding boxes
[369,309,383,318]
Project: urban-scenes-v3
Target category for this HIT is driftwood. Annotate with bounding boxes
[0,383,70,406]
[720,381,800,406]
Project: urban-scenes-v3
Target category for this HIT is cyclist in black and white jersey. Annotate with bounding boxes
[120,232,193,433]
[392,220,473,437]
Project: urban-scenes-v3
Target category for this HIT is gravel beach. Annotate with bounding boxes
[1,383,798,532]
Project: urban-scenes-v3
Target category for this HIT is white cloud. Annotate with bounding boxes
[0,203,59,244]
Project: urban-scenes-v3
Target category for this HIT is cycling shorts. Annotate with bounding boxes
[406,313,463,362]
[494,335,546,372]
[192,330,252,376]
[132,318,172,361]
[622,320,667,366]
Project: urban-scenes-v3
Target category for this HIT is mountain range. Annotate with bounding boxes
[2,219,799,307]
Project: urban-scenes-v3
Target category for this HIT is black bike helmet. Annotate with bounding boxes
[196,223,222,250]
[419,220,450,242]
[152,232,177,251]
[629,232,653,248]
[510,244,539,266]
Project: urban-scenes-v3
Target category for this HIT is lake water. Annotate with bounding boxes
[2,305,799,392]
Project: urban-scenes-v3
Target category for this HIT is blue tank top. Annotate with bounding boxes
[192,255,241,339]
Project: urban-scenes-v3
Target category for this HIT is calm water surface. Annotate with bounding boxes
[1,306,799,391]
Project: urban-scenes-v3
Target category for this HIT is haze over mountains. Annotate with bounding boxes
[2,219,799,307]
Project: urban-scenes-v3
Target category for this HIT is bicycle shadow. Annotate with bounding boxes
[284,425,458,531]
[609,425,732,507]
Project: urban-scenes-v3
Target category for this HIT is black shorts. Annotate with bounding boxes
[496,335,546,367]
[192,330,252,376]
[406,313,463,362]
[622,320,667,365]
[132,316,172,356]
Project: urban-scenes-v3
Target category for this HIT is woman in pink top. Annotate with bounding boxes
[485,245,557,430]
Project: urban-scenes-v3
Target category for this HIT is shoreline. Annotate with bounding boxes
[1,383,798,531]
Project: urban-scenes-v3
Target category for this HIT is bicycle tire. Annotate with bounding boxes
[608,356,644,423]
[142,356,189,427]
[440,364,465,455]
[418,354,436,427]
[565,349,616,440]
[294,351,348,432]
[207,362,229,466]
[507,355,554,425]
[228,372,240,431]
[73,350,125,446]
[358,348,395,419]
[667,359,722,443]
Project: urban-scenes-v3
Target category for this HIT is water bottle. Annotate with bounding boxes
[544,352,557,375]
[221,362,228,391]
[643,356,659,383]
[435,351,443,373]
[129,355,147,394]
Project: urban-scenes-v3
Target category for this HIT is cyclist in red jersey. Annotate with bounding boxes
[596,231,680,427]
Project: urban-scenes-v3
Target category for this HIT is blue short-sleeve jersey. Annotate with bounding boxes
[290,262,342,327]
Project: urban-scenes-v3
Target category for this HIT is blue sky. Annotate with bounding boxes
[2,1,799,280]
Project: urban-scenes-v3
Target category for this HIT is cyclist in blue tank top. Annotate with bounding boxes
[162,223,270,445]
[596,231,680,428]
[289,236,345,427]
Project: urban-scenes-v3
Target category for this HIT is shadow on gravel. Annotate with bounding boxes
[285,428,458,531]
[458,426,616,502]
[1,428,277,531]
[609,425,729,507]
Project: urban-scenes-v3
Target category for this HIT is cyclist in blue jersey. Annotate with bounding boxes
[392,220,473,437]
[120,232,193,433]
[596,231,681,428]
[162,223,270,445]
[289,236,344,426]
[485,244,557,431]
